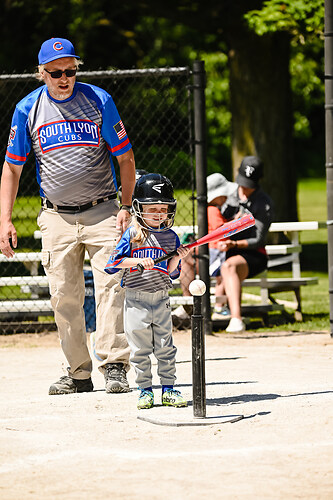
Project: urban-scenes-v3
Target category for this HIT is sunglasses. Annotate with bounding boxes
[44,68,77,79]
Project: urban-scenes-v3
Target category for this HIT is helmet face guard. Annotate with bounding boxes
[132,173,177,232]
[132,199,177,231]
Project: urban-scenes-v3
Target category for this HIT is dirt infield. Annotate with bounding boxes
[1,328,333,499]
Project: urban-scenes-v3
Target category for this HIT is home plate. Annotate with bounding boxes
[137,405,244,427]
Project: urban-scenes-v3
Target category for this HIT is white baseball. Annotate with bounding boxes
[189,279,206,296]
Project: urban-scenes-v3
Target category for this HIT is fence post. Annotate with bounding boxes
[192,60,212,335]
[325,0,333,338]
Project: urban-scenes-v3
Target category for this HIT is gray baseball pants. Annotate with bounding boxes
[37,199,130,380]
[124,288,177,389]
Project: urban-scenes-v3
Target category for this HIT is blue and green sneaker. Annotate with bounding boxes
[162,389,187,408]
[137,389,154,410]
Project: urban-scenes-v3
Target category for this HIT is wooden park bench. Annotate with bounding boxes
[0,221,325,323]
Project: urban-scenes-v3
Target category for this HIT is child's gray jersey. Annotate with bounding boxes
[105,226,181,292]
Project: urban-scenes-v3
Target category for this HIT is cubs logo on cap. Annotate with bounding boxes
[38,38,80,65]
[53,41,64,51]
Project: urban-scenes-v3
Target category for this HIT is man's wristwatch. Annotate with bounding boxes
[120,205,132,213]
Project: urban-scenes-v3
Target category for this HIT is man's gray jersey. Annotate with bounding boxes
[5,82,132,205]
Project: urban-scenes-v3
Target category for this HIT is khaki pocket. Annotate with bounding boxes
[41,250,57,296]
[41,250,51,268]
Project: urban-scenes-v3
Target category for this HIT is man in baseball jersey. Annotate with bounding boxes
[0,38,136,395]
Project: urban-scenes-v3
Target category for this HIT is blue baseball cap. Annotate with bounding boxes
[38,38,80,65]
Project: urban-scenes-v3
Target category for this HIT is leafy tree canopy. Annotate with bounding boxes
[0,0,326,178]
[245,0,324,40]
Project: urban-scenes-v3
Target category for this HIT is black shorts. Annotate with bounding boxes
[225,249,268,279]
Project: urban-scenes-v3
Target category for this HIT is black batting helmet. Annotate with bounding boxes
[132,173,177,231]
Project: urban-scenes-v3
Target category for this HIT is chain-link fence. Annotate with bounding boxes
[0,66,199,333]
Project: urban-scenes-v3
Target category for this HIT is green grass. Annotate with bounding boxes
[12,196,40,216]
[12,196,40,241]
[174,189,196,226]
[245,271,329,332]
[16,193,195,237]
[246,178,329,332]
[0,286,31,300]
[297,179,327,245]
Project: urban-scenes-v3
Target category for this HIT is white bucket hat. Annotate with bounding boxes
[207,173,237,203]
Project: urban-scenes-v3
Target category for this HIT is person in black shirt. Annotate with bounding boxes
[216,156,274,332]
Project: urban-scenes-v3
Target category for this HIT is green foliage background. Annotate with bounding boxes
[0,0,326,180]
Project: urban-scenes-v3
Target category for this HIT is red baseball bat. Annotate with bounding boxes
[137,213,255,274]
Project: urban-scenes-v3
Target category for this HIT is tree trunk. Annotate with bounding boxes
[226,27,297,222]
[109,0,298,222]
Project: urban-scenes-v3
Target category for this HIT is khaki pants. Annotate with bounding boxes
[37,199,130,380]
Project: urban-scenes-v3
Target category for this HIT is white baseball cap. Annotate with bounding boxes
[207,173,237,203]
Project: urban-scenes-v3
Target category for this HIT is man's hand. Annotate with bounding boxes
[0,221,17,257]
[116,209,131,240]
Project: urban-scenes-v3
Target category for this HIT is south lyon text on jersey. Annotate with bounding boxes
[38,119,100,153]
[129,246,169,275]
[131,246,167,260]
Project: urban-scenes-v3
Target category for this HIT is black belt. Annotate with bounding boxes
[41,194,117,213]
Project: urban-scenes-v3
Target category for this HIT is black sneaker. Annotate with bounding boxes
[49,375,94,395]
[104,363,130,393]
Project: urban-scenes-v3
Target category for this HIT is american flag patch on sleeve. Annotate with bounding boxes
[113,120,127,140]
